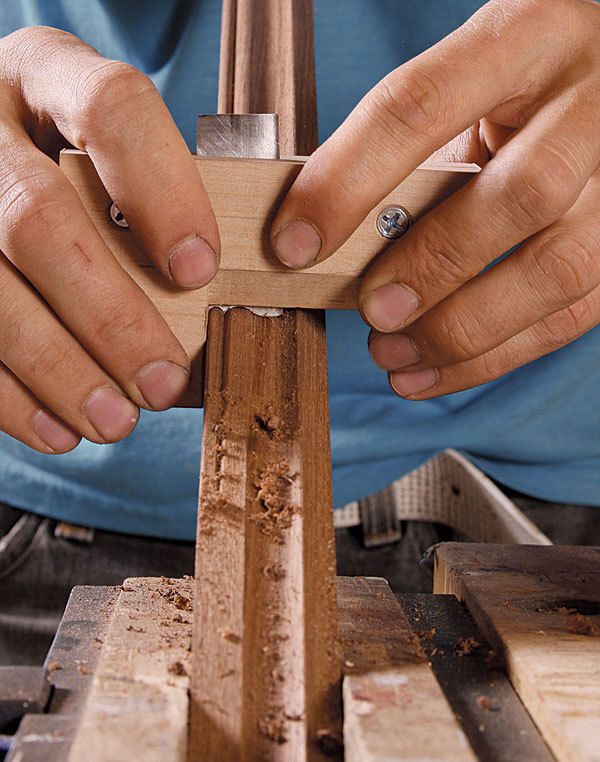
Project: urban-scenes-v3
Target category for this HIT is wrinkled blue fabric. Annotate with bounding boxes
[0,0,597,540]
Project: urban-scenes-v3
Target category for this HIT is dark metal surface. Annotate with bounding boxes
[6,586,119,762]
[0,668,51,732]
[399,593,555,762]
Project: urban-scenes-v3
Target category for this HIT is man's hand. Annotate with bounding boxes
[272,0,600,399]
[0,27,220,452]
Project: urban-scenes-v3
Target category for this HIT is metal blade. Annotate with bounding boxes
[196,113,279,159]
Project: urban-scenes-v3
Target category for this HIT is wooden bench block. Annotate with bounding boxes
[67,577,193,762]
[339,576,477,762]
[434,542,600,762]
[65,577,475,762]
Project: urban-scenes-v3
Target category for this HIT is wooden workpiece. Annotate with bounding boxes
[435,543,600,762]
[191,1,339,760]
[192,307,340,759]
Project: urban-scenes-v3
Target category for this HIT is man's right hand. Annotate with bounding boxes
[0,27,220,453]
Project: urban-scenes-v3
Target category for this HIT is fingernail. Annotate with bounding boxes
[370,333,420,369]
[83,387,138,441]
[390,368,438,397]
[168,235,218,288]
[363,283,420,332]
[136,361,189,410]
[33,409,80,453]
[272,220,322,269]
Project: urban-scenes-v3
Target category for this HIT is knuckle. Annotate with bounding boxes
[368,65,447,143]
[412,223,469,288]
[528,234,598,303]
[478,348,507,381]
[87,298,148,349]
[504,148,580,226]
[73,61,155,139]
[0,284,27,348]
[538,299,594,346]
[0,25,63,56]
[0,173,70,254]
[0,27,86,87]
[26,337,74,387]
[432,310,482,362]
[475,0,572,42]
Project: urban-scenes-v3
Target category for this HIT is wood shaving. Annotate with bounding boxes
[262,563,287,580]
[258,712,287,744]
[454,636,480,656]
[476,694,500,711]
[217,627,241,644]
[168,661,188,677]
[566,613,599,636]
[160,587,193,612]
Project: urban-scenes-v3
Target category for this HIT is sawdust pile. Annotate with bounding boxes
[454,636,480,657]
[566,613,599,636]
[250,460,300,541]
[541,603,600,636]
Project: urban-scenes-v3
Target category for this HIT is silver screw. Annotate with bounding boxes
[108,202,129,230]
[376,206,410,240]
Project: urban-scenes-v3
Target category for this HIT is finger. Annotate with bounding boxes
[270,0,589,267]
[369,172,600,371]
[359,93,600,334]
[387,285,600,399]
[0,255,139,443]
[0,362,80,454]
[428,123,490,166]
[1,27,221,289]
[0,113,191,411]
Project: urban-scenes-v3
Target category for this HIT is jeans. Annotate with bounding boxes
[0,503,194,666]
[1,494,598,666]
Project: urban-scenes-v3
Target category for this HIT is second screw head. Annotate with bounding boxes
[376,206,410,240]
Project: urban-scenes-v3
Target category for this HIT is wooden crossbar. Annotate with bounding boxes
[59,151,474,406]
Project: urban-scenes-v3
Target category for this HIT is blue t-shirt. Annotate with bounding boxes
[0,0,598,540]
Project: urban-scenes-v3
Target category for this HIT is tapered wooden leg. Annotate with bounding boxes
[190,308,340,760]
[189,3,341,758]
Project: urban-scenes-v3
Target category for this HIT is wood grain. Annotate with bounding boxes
[434,543,600,762]
[338,577,477,762]
[67,577,193,762]
[220,0,317,155]
[60,151,473,406]
[189,2,340,760]
[190,308,340,760]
